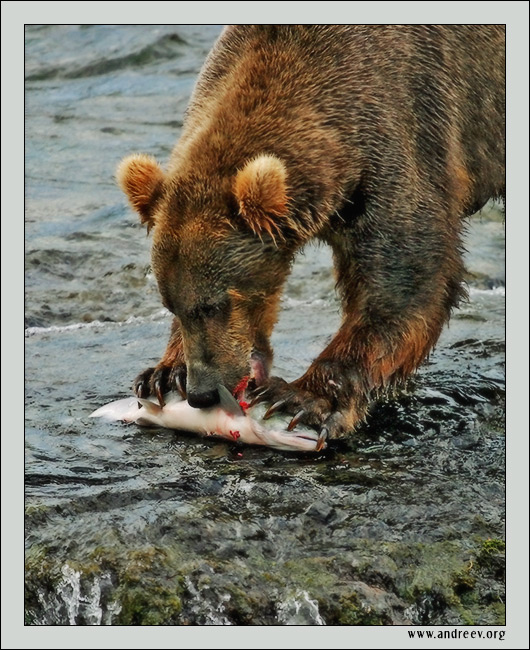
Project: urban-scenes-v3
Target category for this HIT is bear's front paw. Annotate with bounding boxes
[248,376,355,449]
[133,363,187,406]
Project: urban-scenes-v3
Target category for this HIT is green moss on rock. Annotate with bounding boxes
[335,593,387,625]
[115,585,182,625]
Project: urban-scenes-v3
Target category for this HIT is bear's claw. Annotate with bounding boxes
[287,409,306,431]
[263,399,287,420]
[133,364,187,405]
[154,377,166,407]
[316,427,328,452]
[248,376,334,433]
[174,370,187,400]
[247,374,360,442]
[134,367,155,399]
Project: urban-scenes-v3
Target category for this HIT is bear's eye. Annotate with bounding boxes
[185,297,230,322]
[197,303,218,319]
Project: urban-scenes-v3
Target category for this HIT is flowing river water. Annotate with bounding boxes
[24,25,505,625]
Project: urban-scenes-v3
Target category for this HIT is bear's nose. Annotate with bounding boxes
[187,388,220,409]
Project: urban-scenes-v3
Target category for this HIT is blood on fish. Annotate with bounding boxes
[238,400,249,412]
[229,430,241,440]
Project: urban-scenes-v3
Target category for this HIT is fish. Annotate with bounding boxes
[90,385,325,452]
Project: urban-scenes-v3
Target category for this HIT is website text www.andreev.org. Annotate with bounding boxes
[407,629,505,641]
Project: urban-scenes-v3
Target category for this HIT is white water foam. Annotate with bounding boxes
[58,563,82,625]
[25,287,502,338]
[276,590,326,625]
[104,599,122,626]
[25,309,170,337]
[468,286,505,297]
[183,576,233,625]
[84,577,103,626]
[52,564,116,625]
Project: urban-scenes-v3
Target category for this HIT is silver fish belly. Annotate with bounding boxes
[90,392,324,452]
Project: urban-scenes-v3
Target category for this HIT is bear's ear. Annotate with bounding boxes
[116,154,165,232]
[233,154,291,242]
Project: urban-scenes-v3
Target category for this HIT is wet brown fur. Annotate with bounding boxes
[118,25,505,437]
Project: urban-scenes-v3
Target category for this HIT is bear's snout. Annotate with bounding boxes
[185,361,224,409]
[187,388,220,409]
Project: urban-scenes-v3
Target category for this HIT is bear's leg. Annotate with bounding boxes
[251,203,466,445]
[133,317,187,405]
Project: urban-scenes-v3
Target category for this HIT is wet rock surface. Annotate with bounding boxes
[24,25,505,625]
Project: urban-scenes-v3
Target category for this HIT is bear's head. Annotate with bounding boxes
[117,153,300,403]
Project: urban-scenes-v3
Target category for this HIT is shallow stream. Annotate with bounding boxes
[25,25,505,625]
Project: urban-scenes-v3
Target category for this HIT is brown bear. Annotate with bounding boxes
[117,25,505,448]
